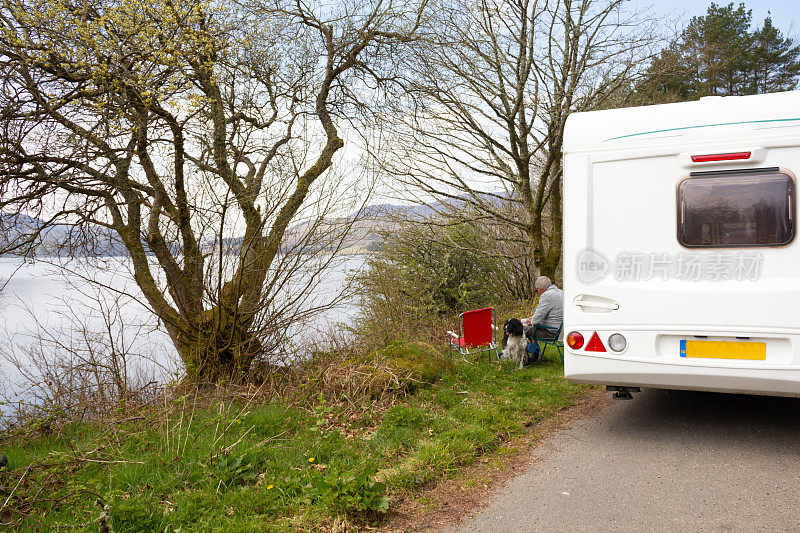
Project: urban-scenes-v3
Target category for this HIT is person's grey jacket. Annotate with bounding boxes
[529,284,563,329]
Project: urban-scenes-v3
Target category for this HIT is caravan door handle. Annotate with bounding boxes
[573,295,619,312]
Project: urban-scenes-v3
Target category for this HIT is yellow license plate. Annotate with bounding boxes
[680,340,766,360]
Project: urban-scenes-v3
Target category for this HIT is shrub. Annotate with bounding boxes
[360,220,500,314]
[353,215,524,347]
[369,342,453,386]
[315,341,452,404]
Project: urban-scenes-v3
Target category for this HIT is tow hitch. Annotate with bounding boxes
[606,386,640,400]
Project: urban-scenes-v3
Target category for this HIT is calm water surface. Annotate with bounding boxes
[0,255,364,389]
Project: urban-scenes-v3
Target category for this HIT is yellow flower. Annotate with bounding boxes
[308,457,315,463]
[267,484,274,490]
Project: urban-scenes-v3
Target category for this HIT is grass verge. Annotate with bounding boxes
[0,344,591,531]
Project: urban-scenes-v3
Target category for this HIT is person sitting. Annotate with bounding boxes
[521,276,563,340]
[501,276,563,355]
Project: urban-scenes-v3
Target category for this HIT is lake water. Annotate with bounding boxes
[0,255,365,395]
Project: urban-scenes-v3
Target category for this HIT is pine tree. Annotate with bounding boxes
[634,2,800,104]
[751,17,800,93]
[634,43,696,103]
[682,2,754,96]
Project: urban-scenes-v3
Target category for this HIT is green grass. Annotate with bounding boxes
[0,348,588,531]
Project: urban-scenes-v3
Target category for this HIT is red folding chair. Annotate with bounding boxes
[446,307,498,361]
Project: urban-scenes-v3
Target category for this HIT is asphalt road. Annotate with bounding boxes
[448,388,800,532]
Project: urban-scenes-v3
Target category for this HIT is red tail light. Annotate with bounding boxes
[567,331,584,349]
[585,332,607,352]
[691,151,751,163]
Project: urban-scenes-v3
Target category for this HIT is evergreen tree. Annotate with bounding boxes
[635,43,696,103]
[752,17,800,93]
[682,2,754,96]
[635,2,800,104]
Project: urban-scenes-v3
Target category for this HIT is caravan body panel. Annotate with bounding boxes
[563,91,800,397]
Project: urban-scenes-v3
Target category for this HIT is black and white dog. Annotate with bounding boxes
[500,318,531,369]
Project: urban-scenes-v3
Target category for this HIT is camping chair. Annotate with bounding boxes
[446,307,498,362]
[527,323,564,362]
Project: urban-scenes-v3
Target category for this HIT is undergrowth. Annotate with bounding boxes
[0,343,587,531]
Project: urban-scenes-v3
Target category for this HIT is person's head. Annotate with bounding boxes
[534,276,551,295]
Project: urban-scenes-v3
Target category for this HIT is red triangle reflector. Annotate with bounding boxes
[585,332,606,352]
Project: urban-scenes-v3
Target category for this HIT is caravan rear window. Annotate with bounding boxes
[678,169,795,248]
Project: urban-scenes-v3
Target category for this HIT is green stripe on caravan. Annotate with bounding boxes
[604,118,800,142]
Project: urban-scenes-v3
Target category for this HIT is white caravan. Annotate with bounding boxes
[562,90,800,397]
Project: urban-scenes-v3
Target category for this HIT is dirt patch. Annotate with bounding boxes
[378,387,611,532]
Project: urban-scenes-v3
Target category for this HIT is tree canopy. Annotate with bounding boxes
[380,0,654,284]
[0,0,425,380]
[636,2,800,103]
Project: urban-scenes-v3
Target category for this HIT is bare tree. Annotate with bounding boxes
[0,289,168,428]
[383,0,655,281]
[0,0,425,381]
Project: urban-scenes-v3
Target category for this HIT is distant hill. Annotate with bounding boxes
[0,194,508,257]
[0,213,128,257]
